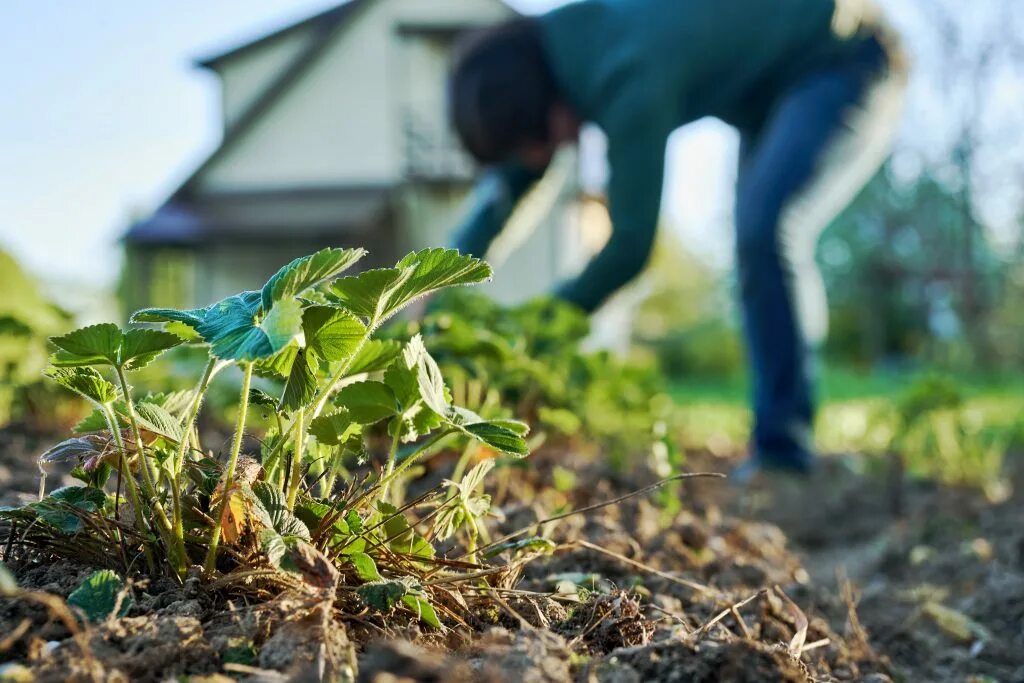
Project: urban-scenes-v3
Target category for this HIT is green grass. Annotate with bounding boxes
[670,365,1024,489]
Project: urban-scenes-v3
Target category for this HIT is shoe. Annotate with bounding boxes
[730,450,815,487]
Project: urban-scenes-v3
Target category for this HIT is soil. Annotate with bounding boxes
[2,425,1023,682]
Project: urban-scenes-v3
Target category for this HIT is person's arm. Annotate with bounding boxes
[555,132,667,312]
[451,162,544,258]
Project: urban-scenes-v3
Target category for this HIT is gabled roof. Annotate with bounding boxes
[195,1,366,70]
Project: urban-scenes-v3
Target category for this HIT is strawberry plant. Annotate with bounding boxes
[1,248,531,628]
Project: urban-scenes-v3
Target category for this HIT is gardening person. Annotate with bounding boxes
[445,0,907,477]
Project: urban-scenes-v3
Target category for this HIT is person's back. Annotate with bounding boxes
[446,0,906,478]
[541,0,869,132]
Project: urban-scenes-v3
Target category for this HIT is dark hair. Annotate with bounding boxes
[449,18,559,164]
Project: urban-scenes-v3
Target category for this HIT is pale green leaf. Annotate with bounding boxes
[328,267,412,321]
[349,552,383,582]
[303,306,366,362]
[334,381,398,424]
[401,594,442,629]
[45,367,118,405]
[459,459,495,496]
[416,341,448,417]
[279,347,317,411]
[261,248,366,312]
[346,339,402,374]
[252,344,299,379]
[135,401,185,442]
[309,409,360,446]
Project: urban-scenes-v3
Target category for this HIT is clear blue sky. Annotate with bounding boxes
[1,0,1019,299]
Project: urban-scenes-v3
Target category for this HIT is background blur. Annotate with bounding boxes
[2,0,1022,420]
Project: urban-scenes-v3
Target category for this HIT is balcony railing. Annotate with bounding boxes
[402,111,476,181]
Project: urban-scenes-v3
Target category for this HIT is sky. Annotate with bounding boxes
[0,0,738,298]
[1,0,1019,305]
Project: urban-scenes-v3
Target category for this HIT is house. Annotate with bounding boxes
[122,0,599,314]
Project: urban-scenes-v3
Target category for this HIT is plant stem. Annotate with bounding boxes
[104,404,156,575]
[169,357,219,576]
[378,429,454,501]
[203,362,253,574]
[114,365,181,573]
[286,407,306,511]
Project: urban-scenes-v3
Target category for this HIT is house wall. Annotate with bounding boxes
[198,0,512,192]
[216,26,316,130]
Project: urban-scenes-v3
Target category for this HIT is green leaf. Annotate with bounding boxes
[376,501,435,559]
[346,340,402,374]
[67,570,130,622]
[134,401,185,442]
[401,594,442,629]
[459,459,494,495]
[252,481,310,539]
[253,344,299,379]
[50,323,122,366]
[32,486,107,533]
[308,410,361,446]
[357,580,410,612]
[260,529,288,567]
[130,306,206,330]
[334,381,398,424]
[302,306,366,362]
[329,249,491,325]
[280,347,317,411]
[0,561,16,595]
[119,329,184,370]
[197,291,302,361]
[261,248,366,313]
[248,388,279,409]
[349,552,383,582]
[50,325,182,370]
[329,268,412,321]
[45,367,118,405]
[415,341,448,417]
[462,421,529,457]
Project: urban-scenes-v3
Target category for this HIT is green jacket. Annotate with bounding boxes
[452,0,875,311]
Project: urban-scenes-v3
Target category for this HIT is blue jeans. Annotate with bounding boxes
[735,36,901,469]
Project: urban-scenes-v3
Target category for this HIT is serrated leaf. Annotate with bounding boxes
[252,481,310,540]
[32,486,107,533]
[130,306,206,330]
[50,323,122,366]
[346,339,402,374]
[302,306,367,362]
[248,388,279,408]
[280,347,316,411]
[414,338,448,417]
[196,291,302,362]
[329,249,491,325]
[119,329,184,370]
[334,381,398,424]
[45,367,118,405]
[50,325,182,370]
[308,410,361,446]
[349,552,383,582]
[261,248,366,312]
[135,401,185,442]
[260,529,288,567]
[459,459,495,495]
[252,343,299,379]
[67,570,130,622]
